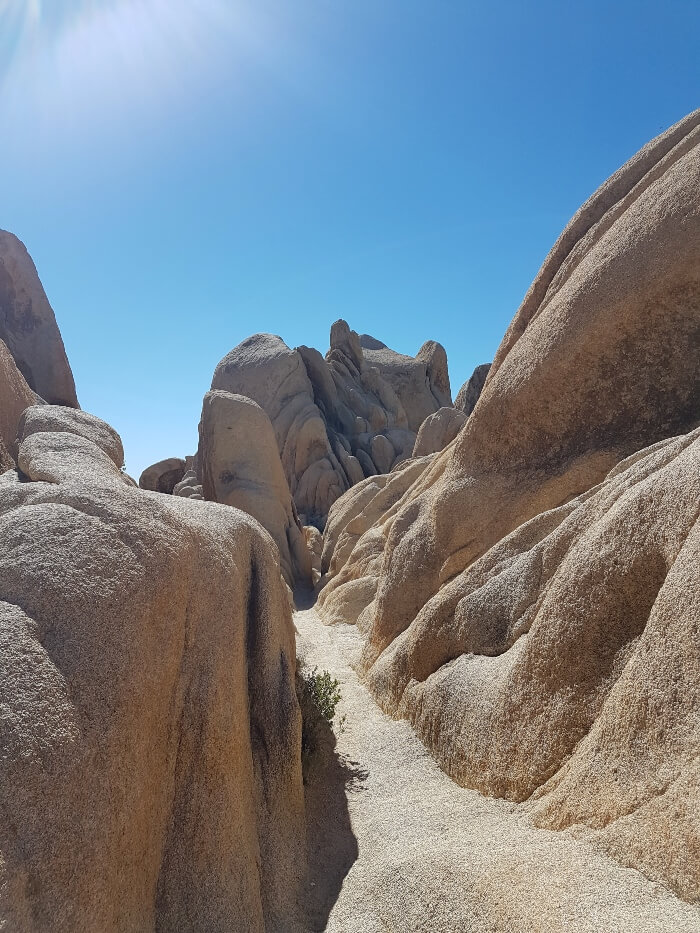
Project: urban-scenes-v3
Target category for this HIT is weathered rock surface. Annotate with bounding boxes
[0,339,37,470]
[208,323,453,526]
[173,469,204,500]
[318,110,700,902]
[139,457,186,494]
[0,407,306,932]
[198,390,312,588]
[454,363,490,416]
[361,335,451,432]
[0,231,78,407]
[412,406,467,457]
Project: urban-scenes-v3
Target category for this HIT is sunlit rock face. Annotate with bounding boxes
[0,231,78,408]
[317,109,700,902]
[0,406,306,932]
[209,323,453,527]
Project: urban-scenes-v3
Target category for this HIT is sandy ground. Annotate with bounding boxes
[294,606,700,933]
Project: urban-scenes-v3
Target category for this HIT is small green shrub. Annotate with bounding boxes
[303,667,342,724]
[297,663,344,776]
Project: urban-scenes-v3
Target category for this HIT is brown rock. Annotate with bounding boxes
[454,363,491,416]
[198,390,312,588]
[318,110,700,901]
[0,409,305,931]
[412,407,468,457]
[0,231,78,407]
[0,338,36,470]
[139,457,186,494]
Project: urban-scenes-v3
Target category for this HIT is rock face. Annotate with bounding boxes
[0,339,37,471]
[412,406,468,457]
[454,363,490,416]
[0,231,78,407]
[0,406,305,932]
[198,390,312,588]
[317,110,700,902]
[139,457,186,494]
[361,336,452,432]
[209,324,452,526]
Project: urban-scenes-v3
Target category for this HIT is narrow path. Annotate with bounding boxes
[295,606,700,933]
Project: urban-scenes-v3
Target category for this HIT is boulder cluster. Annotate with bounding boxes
[0,108,698,929]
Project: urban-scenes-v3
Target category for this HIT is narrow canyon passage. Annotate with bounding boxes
[294,606,700,933]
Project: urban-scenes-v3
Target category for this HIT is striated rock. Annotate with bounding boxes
[318,110,700,901]
[0,407,305,932]
[139,457,186,494]
[454,363,490,416]
[0,339,37,470]
[0,231,78,407]
[198,390,312,588]
[412,407,467,457]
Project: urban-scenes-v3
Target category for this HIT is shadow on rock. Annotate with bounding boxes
[300,717,365,931]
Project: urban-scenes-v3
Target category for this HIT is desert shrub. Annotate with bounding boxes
[296,662,344,776]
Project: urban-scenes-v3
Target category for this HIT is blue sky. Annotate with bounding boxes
[0,0,698,477]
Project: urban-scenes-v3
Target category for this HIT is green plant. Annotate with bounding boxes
[296,663,344,776]
[303,667,342,725]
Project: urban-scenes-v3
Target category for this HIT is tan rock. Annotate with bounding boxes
[454,363,490,416]
[139,457,186,494]
[0,338,36,469]
[18,404,124,468]
[412,407,467,457]
[318,110,700,901]
[0,410,305,932]
[198,390,312,588]
[0,231,78,407]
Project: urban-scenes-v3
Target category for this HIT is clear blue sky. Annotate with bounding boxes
[0,1,697,477]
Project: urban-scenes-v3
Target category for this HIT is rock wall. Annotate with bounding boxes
[317,109,700,902]
[0,231,78,408]
[0,406,306,932]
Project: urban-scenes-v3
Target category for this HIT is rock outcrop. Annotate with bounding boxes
[317,110,700,902]
[0,405,305,932]
[198,390,312,588]
[208,323,453,526]
[139,457,186,494]
[0,339,37,470]
[0,231,78,407]
[454,363,490,416]
[412,406,467,457]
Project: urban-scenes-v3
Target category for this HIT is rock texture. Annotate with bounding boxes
[139,457,185,494]
[198,390,312,588]
[209,323,452,526]
[0,339,37,470]
[317,110,700,902]
[412,406,467,457]
[0,406,305,932]
[454,363,490,416]
[0,231,78,407]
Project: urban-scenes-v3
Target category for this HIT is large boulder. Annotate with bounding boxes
[362,337,451,432]
[198,390,312,588]
[454,363,491,416]
[0,408,306,932]
[211,334,347,526]
[412,406,468,457]
[0,339,37,471]
[139,457,186,494]
[0,231,78,407]
[318,110,700,901]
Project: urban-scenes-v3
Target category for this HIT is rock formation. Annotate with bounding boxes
[0,231,78,407]
[0,338,37,471]
[317,109,700,901]
[208,323,452,526]
[412,406,467,457]
[139,456,186,493]
[198,390,312,588]
[0,405,306,931]
[454,362,490,415]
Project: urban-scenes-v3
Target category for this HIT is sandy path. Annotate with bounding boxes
[294,606,700,933]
